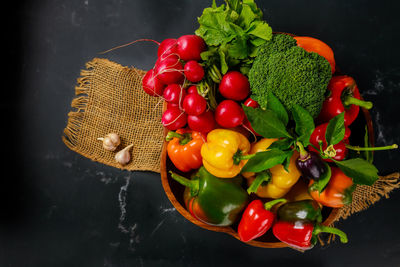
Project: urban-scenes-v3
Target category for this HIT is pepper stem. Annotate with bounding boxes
[345,143,398,151]
[313,224,348,244]
[264,198,287,211]
[296,141,309,159]
[166,131,183,141]
[169,171,199,195]
[343,96,373,110]
[165,131,192,145]
[233,150,255,165]
[247,171,271,194]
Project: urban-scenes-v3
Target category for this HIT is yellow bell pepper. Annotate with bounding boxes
[201,129,251,178]
[246,151,301,199]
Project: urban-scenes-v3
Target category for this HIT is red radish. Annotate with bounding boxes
[188,110,216,133]
[243,97,260,136]
[183,93,207,115]
[163,84,186,105]
[162,106,187,130]
[142,69,165,97]
[154,55,184,85]
[187,85,198,95]
[243,97,259,108]
[219,71,250,101]
[184,61,205,82]
[167,102,178,110]
[157,38,178,59]
[177,35,206,61]
[215,100,245,128]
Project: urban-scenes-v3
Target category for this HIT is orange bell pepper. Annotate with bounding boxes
[166,129,206,172]
[309,167,355,208]
[294,36,336,74]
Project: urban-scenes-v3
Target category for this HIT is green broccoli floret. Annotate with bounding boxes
[248,34,332,118]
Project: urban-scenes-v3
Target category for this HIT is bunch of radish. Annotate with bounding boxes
[142,34,260,136]
[142,34,217,133]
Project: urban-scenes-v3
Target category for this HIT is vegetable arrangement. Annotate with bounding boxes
[141,0,398,250]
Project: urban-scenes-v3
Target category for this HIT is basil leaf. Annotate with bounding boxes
[243,105,293,139]
[267,138,293,151]
[309,163,332,193]
[282,149,294,172]
[241,149,288,173]
[333,158,379,186]
[267,92,289,126]
[291,104,315,147]
[325,112,345,146]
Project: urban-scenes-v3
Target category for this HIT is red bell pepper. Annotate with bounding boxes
[272,200,348,250]
[317,75,373,126]
[238,198,286,242]
[308,122,351,161]
[273,221,347,250]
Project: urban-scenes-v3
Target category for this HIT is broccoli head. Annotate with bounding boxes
[248,34,332,118]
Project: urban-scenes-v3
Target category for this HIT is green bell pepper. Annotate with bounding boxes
[169,167,249,226]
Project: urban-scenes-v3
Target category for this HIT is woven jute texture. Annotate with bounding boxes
[62,57,399,225]
[62,57,164,172]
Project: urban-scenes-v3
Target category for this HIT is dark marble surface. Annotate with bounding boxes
[2,0,400,266]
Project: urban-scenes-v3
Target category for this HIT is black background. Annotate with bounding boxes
[2,0,400,266]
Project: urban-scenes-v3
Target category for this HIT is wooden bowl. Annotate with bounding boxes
[160,92,374,248]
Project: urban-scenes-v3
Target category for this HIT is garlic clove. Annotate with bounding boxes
[97,133,121,151]
[115,144,134,165]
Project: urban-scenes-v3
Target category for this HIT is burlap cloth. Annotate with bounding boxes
[62,57,399,230]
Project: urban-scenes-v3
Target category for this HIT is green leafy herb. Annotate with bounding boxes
[333,158,379,186]
[281,149,294,172]
[267,92,289,126]
[242,105,293,139]
[241,149,289,173]
[325,112,345,146]
[291,104,315,147]
[267,138,294,151]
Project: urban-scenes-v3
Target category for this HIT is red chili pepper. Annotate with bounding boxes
[308,123,351,161]
[317,75,373,126]
[238,198,286,242]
